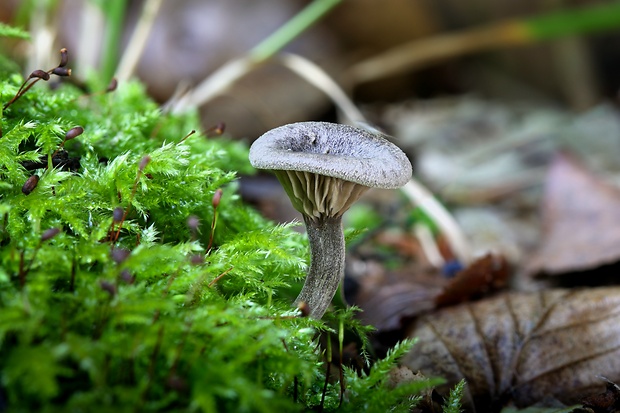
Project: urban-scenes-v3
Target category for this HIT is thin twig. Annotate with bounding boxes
[277,53,365,124]
[401,180,471,265]
[345,2,620,86]
[170,56,256,113]
[413,223,445,268]
[345,21,526,85]
[208,266,234,288]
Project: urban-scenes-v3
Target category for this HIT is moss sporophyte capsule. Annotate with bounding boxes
[21,175,40,195]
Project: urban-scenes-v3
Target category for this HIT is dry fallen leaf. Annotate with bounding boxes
[402,287,620,410]
[528,153,620,276]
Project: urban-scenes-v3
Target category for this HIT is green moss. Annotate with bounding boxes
[0,62,437,411]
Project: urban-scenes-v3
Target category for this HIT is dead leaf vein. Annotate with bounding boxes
[528,307,620,338]
[425,318,476,405]
[467,301,497,396]
[514,344,620,392]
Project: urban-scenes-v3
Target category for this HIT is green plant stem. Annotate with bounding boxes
[172,0,342,112]
[100,0,127,84]
[249,0,342,62]
[207,207,218,253]
[320,334,332,412]
[295,215,344,319]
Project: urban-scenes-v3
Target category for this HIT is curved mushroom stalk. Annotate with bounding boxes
[250,122,412,319]
[295,215,345,318]
[274,169,369,318]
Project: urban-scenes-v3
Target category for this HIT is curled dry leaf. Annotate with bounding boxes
[402,287,620,410]
[435,253,509,307]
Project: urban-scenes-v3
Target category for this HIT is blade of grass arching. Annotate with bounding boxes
[170,0,343,113]
[348,2,620,85]
[99,0,127,85]
[249,0,343,61]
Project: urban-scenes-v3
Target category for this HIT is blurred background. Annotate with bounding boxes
[6,3,620,407]
[4,0,620,319]
[2,0,620,137]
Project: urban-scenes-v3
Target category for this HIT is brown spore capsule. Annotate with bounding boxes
[52,67,72,77]
[58,48,68,67]
[41,228,61,242]
[190,254,204,265]
[187,215,200,231]
[113,207,124,223]
[111,247,131,264]
[29,70,50,81]
[212,189,223,209]
[22,175,40,195]
[119,269,135,284]
[106,78,118,93]
[99,280,117,297]
[65,126,84,141]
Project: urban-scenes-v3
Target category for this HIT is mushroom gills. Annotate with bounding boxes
[274,170,370,220]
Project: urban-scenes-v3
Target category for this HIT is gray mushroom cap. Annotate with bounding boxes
[250,122,411,188]
[249,121,412,219]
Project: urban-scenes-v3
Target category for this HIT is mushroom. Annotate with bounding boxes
[249,121,412,318]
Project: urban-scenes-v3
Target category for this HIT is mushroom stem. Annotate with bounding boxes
[295,215,345,318]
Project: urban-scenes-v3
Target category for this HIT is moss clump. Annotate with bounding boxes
[0,57,438,412]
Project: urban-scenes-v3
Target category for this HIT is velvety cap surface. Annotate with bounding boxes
[249,122,412,189]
